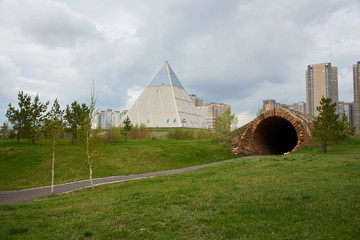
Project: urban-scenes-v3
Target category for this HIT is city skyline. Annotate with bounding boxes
[0,0,359,127]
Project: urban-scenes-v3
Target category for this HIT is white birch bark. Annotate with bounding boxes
[51,137,56,194]
[87,131,94,189]
[87,80,97,189]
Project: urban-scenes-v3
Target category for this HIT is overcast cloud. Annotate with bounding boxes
[1,0,359,125]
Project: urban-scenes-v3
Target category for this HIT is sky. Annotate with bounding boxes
[1,0,360,126]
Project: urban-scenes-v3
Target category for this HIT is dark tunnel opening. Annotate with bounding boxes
[253,116,298,155]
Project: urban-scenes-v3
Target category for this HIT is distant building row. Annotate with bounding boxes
[263,99,354,125]
[263,61,360,134]
[263,99,306,113]
[95,109,127,129]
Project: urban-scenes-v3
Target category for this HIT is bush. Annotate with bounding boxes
[101,125,150,142]
[101,127,123,143]
[129,124,149,140]
[197,129,218,139]
[167,128,194,140]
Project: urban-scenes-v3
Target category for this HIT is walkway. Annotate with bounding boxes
[0,156,264,204]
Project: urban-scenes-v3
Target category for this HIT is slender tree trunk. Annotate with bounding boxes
[323,140,327,154]
[51,137,56,194]
[87,131,94,189]
[16,123,21,143]
[71,129,76,144]
[32,127,36,143]
[32,123,35,143]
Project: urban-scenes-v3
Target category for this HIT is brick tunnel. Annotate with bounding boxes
[231,108,314,155]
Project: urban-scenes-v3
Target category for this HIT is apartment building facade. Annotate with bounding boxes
[354,61,360,134]
[338,101,354,126]
[96,109,127,129]
[197,103,231,130]
[306,63,338,116]
[262,99,306,113]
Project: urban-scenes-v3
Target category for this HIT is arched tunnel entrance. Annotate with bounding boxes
[231,108,314,156]
[253,116,298,155]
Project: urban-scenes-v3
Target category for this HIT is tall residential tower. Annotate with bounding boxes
[353,61,360,134]
[306,63,338,116]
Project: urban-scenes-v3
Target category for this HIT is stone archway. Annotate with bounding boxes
[231,108,314,155]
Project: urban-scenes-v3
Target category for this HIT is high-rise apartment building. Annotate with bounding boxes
[292,102,306,113]
[262,99,306,113]
[344,102,354,127]
[306,63,338,116]
[189,94,203,107]
[96,109,127,129]
[263,99,282,111]
[353,61,360,134]
[197,103,231,130]
[338,101,354,126]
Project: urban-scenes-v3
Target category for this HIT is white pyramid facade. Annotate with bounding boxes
[125,61,206,128]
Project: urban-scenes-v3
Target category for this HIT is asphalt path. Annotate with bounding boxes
[0,155,265,205]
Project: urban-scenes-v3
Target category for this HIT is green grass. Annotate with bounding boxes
[0,138,236,190]
[0,137,359,239]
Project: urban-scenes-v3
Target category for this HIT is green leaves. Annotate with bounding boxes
[0,122,10,139]
[64,101,91,144]
[29,94,49,142]
[122,116,132,142]
[312,98,354,153]
[43,98,64,140]
[215,110,238,135]
[6,91,48,143]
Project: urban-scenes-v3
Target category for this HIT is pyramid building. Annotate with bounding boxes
[125,61,206,128]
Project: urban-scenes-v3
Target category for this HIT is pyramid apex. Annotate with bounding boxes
[148,61,183,88]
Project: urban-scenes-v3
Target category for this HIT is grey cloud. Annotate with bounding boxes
[81,0,359,115]
[0,55,21,101]
[1,0,360,125]
[17,0,103,48]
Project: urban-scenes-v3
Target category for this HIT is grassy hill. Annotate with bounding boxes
[0,137,359,239]
[0,138,236,190]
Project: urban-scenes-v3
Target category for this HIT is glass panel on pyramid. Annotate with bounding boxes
[125,61,206,128]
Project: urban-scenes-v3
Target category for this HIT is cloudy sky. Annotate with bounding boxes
[1,0,360,126]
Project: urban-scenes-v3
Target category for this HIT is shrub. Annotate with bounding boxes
[167,128,194,139]
[129,124,149,140]
[197,129,218,139]
[101,127,123,143]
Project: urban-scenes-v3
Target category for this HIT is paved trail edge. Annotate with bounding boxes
[0,155,265,204]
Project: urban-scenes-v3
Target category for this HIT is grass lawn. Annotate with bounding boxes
[0,137,359,239]
[0,138,236,190]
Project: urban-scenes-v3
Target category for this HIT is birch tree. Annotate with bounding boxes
[86,81,98,189]
[44,99,64,194]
